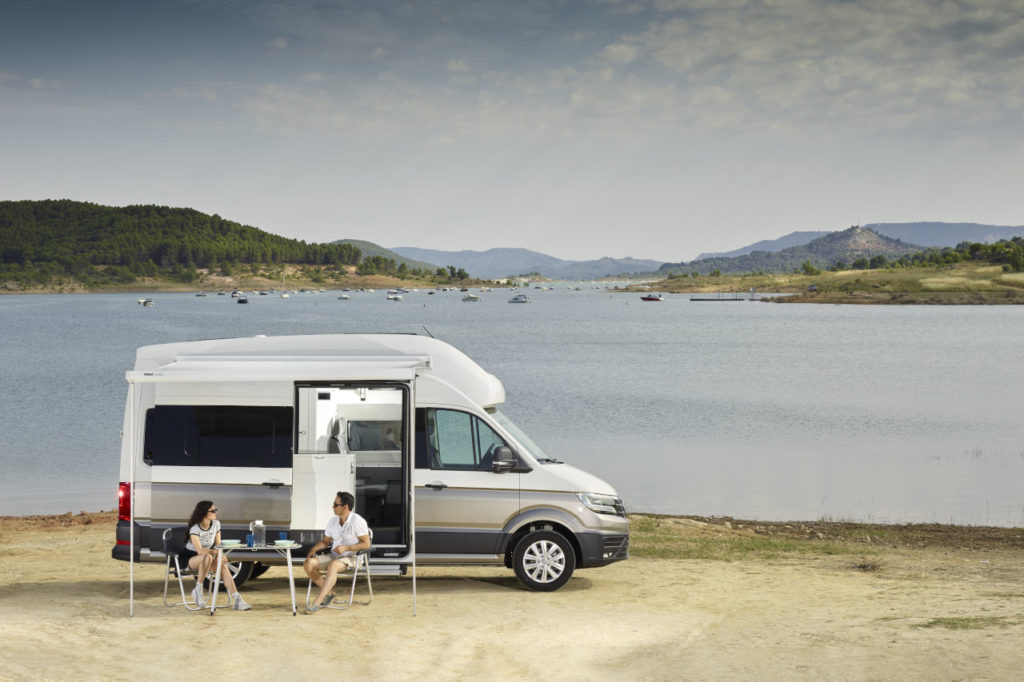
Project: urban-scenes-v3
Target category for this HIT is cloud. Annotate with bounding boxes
[602,42,638,64]
[600,0,1024,137]
[267,36,288,50]
[28,78,59,89]
[212,0,1024,147]
[162,86,219,102]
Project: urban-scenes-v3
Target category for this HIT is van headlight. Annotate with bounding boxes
[577,492,624,516]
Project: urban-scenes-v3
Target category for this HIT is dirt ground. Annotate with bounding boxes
[0,512,1021,681]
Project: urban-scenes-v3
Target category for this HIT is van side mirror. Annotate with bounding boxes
[491,446,516,473]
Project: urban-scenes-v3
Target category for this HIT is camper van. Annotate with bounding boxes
[112,334,628,591]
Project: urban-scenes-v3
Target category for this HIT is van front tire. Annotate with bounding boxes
[513,530,575,591]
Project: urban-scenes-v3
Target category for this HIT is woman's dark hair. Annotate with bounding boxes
[187,500,215,529]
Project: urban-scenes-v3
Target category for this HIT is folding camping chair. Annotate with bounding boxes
[305,529,373,610]
[162,527,230,610]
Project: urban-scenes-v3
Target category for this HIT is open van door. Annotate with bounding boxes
[294,384,411,558]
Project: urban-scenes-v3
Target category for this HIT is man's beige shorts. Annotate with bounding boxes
[314,553,357,570]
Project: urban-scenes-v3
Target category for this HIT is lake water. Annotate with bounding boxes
[1,288,1021,525]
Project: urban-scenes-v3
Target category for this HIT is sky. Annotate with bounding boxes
[2,0,1023,262]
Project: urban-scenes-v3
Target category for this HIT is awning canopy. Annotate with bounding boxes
[125,355,431,384]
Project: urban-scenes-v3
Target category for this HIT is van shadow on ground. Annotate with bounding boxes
[0,569,595,613]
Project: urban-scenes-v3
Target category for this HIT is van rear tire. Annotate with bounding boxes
[228,560,254,587]
[512,530,575,591]
[203,560,254,589]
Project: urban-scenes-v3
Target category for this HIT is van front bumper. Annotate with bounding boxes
[577,531,629,567]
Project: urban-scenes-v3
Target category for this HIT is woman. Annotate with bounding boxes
[181,500,251,611]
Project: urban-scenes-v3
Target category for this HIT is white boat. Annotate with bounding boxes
[508,294,530,304]
[338,294,350,300]
[462,294,481,302]
[387,292,403,301]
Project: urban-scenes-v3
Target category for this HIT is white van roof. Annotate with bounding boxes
[128,333,506,408]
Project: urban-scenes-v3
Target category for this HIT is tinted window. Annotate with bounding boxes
[421,408,507,471]
[144,406,293,467]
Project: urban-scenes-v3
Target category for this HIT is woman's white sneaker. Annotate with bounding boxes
[191,583,206,608]
[230,593,251,611]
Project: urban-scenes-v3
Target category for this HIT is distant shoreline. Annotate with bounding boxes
[625,261,1024,304]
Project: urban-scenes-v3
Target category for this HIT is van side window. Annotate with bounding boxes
[423,408,507,471]
[144,406,293,467]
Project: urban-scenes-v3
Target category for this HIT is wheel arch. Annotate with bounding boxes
[502,510,582,568]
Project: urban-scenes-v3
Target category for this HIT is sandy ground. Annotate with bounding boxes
[1,513,1022,681]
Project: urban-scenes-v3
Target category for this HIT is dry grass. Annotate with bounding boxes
[629,515,867,561]
[850,556,883,572]
[920,275,993,290]
[648,261,1024,303]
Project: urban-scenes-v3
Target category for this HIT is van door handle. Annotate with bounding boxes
[425,482,447,490]
[262,481,285,488]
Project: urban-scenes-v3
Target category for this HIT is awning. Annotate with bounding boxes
[126,355,430,384]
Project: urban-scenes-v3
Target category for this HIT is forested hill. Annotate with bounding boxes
[1,199,360,284]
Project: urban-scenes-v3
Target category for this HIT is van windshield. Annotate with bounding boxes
[490,410,559,463]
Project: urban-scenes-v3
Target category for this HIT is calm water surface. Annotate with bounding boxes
[0,289,1021,525]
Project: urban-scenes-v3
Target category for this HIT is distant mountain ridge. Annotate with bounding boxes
[695,231,830,261]
[866,222,1024,247]
[702,222,1024,262]
[391,246,661,279]
[660,226,920,275]
[331,239,441,272]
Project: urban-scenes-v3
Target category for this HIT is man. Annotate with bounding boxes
[302,491,371,614]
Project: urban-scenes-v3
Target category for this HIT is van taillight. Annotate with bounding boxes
[118,482,131,521]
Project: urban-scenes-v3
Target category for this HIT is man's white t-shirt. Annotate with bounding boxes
[185,519,220,551]
[325,511,369,557]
